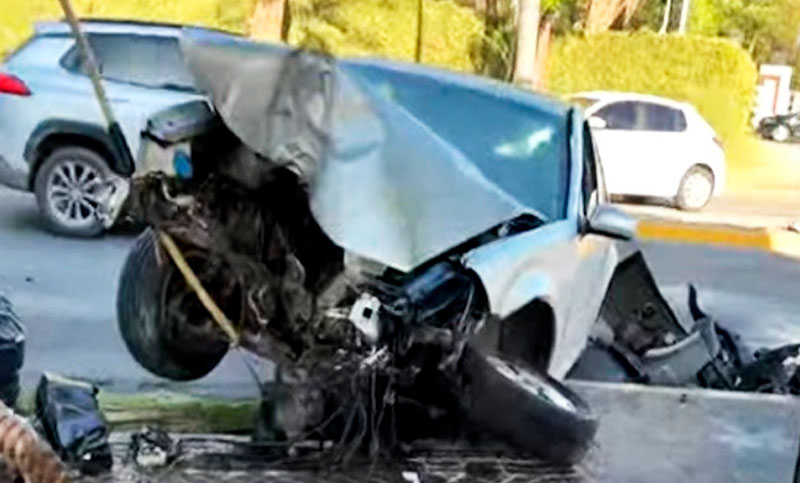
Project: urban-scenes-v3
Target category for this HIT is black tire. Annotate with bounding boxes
[34,147,111,237]
[675,166,714,211]
[116,229,228,381]
[460,346,598,464]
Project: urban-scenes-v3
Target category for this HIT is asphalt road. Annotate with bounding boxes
[1,186,799,398]
[0,187,267,399]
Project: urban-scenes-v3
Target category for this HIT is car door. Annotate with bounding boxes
[587,101,640,195]
[557,123,618,375]
[63,33,203,165]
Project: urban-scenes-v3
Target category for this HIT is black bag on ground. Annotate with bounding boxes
[0,295,24,408]
[35,373,113,474]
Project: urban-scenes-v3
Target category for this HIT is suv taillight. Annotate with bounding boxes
[0,73,30,96]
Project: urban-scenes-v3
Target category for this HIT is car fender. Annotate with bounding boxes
[463,222,581,375]
[463,221,577,319]
[24,119,121,181]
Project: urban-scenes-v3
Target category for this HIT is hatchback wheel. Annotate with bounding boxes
[34,147,110,237]
[772,125,791,143]
[676,166,714,211]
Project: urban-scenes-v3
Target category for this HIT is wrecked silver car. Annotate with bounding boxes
[116,29,638,464]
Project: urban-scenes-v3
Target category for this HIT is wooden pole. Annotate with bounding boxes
[660,0,673,34]
[57,0,134,176]
[678,0,691,34]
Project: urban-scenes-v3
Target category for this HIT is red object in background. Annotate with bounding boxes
[0,73,31,96]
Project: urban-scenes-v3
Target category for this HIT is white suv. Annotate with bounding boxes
[572,92,726,211]
[0,21,205,236]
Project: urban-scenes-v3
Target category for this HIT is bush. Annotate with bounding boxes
[288,0,484,72]
[3,0,482,74]
[0,0,256,58]
[548,31,757,142]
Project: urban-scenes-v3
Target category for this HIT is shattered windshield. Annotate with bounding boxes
[351,65,571,221]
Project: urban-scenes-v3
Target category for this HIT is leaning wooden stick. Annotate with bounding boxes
[157,231,241,346]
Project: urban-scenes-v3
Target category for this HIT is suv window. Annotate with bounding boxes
[594,102,637,130]
[642,103,687,131]
[62,34,195,91]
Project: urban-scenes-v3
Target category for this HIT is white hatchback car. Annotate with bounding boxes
[572,92,726,210]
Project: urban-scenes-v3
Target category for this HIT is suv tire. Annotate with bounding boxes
[34,147,110,237]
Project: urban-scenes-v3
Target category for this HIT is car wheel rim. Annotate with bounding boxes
[683,173,712,209]
[774,126,790,142]
[490,356,577,413]
[47,160,104,228]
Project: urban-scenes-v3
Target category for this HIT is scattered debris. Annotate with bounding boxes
[129,427,182,468]
[570,253,800,396]
[0,295,24,409]
[35,374,112,475]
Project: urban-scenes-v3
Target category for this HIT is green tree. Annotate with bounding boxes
[691,0,800,62]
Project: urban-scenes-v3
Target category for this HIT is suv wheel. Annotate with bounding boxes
[675,166,714,211]
[34,147,110,237]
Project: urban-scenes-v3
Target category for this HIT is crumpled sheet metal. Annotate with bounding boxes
[180,29,565,272]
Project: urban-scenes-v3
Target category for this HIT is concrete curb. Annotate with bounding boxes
[637,219,800,258]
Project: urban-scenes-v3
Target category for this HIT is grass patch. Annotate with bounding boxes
[17,390,259,434]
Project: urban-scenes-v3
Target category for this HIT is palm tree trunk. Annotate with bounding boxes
[678,0,691,34]
[249,0,287,42]
[513,0,541,89]
[660,0,673,34]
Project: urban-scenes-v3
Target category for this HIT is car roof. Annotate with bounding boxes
[34,19,221,38]
[350,57,571,119]
[571,90,690,110]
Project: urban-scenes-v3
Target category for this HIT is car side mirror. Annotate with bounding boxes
[588,116,607,130]
[587,204,636,240]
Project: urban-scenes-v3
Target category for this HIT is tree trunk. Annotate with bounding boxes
[678,0,691,34]
[415,0,424,63]
[534,19,553,91]
[513,0,541,89]
[249,0,287,42]
[659,0,673,34]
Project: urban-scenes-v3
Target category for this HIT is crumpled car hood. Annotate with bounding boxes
[180,29,569,272]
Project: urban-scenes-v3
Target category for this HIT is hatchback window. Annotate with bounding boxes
[594,102,637,130]
[642,103,687,131]
[63,34,195,91]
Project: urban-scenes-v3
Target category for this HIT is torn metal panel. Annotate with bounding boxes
[180,28,568,272]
